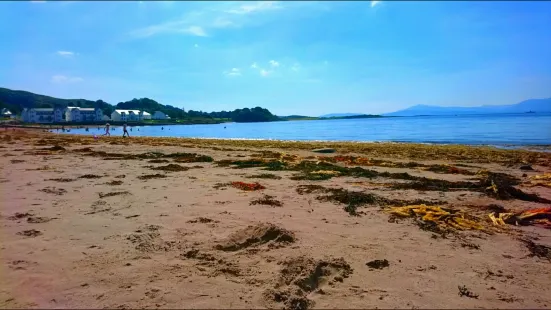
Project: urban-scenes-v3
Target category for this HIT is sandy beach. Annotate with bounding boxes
[1,129,551,309]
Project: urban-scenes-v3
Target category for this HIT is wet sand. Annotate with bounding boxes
[1,129,551,309]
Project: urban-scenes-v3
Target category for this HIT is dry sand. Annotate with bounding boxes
[1,129,551,309]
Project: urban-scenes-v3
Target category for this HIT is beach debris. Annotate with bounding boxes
[263,256,352,310]
[230,181,265,191]
[47,178,74,182]
[387,205,485,232]
[297,184,443,216]
[79,174,103,179]
[187,217,218,224]
[137,174,166,180]
[522,239,551,261]
[148,159,170,163]
[458,285,479,299]
[246,173,282,180]
[215,223,295,251]
[40,187,67,195]
[17,229,43,237]
[8,212,33,220]
[312,148,336,153]
[150,164,189,172]
[489,207,551,229]
[460,242,480,250]
[98,191,130,198]
[10,159,25,164]
[524,172,551,188]
[250,195,283,207]
[105,180,123,186]
[27,216,53,223]
[520,164,534,171]
[366,259,389,269]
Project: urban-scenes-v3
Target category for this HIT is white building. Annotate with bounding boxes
[21,107,65,123]
[1,109,14,119]
[65,107,103,122]
[21,107,103,123]
[152,111,170,120]
[142,111,152,120]
[110,109,144,122]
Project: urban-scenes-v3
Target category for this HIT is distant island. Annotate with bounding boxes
[383,98,551,116]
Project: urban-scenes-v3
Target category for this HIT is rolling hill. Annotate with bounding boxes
[384,98,551,116]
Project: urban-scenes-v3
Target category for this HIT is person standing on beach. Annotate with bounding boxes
[123,123,130,137]
[103,123,111,136]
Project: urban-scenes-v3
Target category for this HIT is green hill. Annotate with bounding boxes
[0,87,280,123]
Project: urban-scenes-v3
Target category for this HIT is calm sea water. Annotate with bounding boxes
[61,114,551,146]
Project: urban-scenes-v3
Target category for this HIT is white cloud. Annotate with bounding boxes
[56,50,75,57]
[370,1,381,8]
[182,26,207,37]
[194,44,199,48]
[224,68,241,77]
[226,1,282,15]
[269,60,280,68]
[51,75,83,84]
[260,69,271,77]
[212,17,235,29]
[251,62,258,69]
[131,21,207,38]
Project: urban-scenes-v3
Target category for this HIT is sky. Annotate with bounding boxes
[1,1,550,116]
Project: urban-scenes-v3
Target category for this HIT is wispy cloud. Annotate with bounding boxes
[223,68,241,77]
[291,63,300,72]
[260,69,271,77]
[51,75,83,83]
[131,20,207,38]
[269,60,280,68]
[370,1,381,8]
[131,2,286,39]
[56,50,75,57]
[194,44,199,48]
[226,1,282,15]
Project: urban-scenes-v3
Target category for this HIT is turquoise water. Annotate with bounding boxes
[61,114,551,146]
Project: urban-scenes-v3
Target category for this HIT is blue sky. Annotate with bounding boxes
[1,1,550,116]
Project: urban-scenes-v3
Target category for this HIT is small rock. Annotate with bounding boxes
[312,148,336,154]
[366,259,389,269]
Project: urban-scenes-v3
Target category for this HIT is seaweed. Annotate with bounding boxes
[247,173,282,180]
[250,195,283,207]
[150,164,189,172]
[138,174,167,180]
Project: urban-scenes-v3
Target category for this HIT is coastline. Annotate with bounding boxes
[1,129,550,309]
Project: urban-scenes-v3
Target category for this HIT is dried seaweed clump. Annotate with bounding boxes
[387,205,486,235]
[231,181,265,191]
[250,195,283,207]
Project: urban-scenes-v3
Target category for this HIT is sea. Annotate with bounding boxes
[60,113,551,147]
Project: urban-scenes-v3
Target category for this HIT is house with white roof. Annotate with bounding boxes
[1,108,14,119]
[110,109,145,122]
[142,111,151,120]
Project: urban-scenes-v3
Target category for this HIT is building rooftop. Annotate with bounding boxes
[114,109,141,114]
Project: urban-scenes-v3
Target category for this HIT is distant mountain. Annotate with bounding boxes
[384,98,551,116]
[320,113,363,118]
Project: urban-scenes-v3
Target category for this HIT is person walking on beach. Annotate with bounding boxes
[103,123,111,136]
[123,123,130,137]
